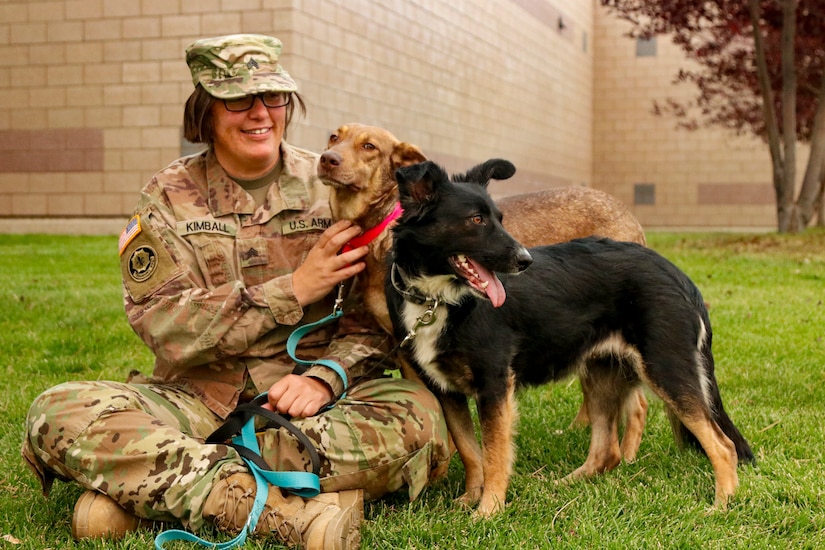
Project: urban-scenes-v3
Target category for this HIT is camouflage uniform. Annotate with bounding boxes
[21,142,451,532]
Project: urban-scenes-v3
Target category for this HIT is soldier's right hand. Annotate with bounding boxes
[291,220,368,307]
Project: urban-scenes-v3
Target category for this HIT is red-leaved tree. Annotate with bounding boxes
[601,0,825,232]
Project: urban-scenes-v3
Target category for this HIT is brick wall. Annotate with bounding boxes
[0,0,594,232]
[0,0,790,232]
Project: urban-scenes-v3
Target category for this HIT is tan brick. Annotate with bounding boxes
[105,128,142,148]
[67,86,104,107]
[30,44,66,66]
[141,38,181,61]
[84,63,125,85]
[48,193,84,215]
[122,105,161,127]
[65,0,103,20]
[202,12,242,34]
[30,2,66,23]
[86,192,125,215]
[122,148,161,170]
[142,0,183,16]
[103,0,140,17]
[105,39,144,61]
[160,15,201,38]
[46,20,83,41]
[103,84,140,106]
[30,173,67,193]
[47,64,85,86]
[0,173,30,194]
[84,19,123,41]
[141,82,181,104]
[11,109,48,129]
[13,193,48,216]
[221,0,264,10]
[10,66,47,88]
[122,61,161,83]
[140,127,179,149]
[10,22,47,44]
[48,108,85,128]
[0,196,12,215]
[66,172,104,193]
[104,170,144,193]
[0,4,28,24]
[160,59,190,83]
[181,0,221,13]
[66,42,104,64]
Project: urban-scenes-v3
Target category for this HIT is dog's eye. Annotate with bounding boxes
[362,143,376,151]
[470,214,484,225]
[329,134,338,143]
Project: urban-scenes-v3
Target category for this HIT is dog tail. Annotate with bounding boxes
[668,326,755,465]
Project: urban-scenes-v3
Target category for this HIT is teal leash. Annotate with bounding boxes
[154,286,348,549]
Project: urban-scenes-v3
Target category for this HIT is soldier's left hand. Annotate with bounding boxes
[263,374,333,418]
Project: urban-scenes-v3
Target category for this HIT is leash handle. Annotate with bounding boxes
[155,395,322,549]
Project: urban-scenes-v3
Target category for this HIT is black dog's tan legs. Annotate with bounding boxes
[620,388,648,462]
[440,393,485,508]
[669,409,739,508]
[476,374,518,517]
[564,357,644,481]
[441,375,518,517]
[570,384,648,463]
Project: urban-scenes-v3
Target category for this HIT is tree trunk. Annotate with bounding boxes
[779,0,798,233]
[749,0,787,231]
[790,69,825,230]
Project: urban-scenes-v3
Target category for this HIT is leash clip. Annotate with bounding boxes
[400,298,439,347]
[332,282,345,316]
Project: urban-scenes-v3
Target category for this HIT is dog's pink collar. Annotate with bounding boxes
[342,202,403,253]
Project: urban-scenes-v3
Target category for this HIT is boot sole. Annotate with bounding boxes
[324,489,364,550]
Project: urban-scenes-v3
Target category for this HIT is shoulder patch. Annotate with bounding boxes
[121,219,184,303]
[127,246,158,282]
[118,215,142,256]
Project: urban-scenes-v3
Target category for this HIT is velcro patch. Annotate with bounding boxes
[281,216,332,235]
[177,219,237,237]
[121,218,184,303]
[118,215,141,256]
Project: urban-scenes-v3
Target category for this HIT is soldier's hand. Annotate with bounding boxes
[292,220,368,307]
[263,374,332,418]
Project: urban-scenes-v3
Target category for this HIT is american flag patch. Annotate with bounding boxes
[118,215,141,256]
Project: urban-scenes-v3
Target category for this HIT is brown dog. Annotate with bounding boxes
[318,123,648,466]
[319,124,427,334]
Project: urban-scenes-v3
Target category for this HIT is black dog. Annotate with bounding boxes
[386,159,754,517]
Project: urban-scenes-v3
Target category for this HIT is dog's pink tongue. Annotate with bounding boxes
[467,258,506,308]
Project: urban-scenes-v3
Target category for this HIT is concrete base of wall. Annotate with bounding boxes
[0,217,127,236]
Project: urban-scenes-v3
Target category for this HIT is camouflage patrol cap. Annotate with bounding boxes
[185,34,298,99]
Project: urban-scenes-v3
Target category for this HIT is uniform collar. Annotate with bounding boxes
[206,143,310,218]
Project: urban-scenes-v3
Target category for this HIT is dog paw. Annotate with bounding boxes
[456,487,482,508]
[473,496,505,518]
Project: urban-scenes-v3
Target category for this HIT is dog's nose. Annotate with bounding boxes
[516,247,533,271]
[320,150,341,167]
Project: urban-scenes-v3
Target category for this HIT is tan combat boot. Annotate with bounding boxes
[71,490,144,539]
[203,473,363,550]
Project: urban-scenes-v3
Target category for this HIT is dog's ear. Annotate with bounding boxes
[452,159,516,187]
[395,161,446,214]
[390,142,427,170]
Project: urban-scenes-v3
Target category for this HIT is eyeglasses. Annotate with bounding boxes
[223,92,291,112]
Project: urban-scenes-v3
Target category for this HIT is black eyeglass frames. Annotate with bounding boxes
[223,92,291,112]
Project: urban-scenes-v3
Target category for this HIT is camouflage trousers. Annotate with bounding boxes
[21,376,451,531]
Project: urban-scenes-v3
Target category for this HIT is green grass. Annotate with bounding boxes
[1,231,824,549]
